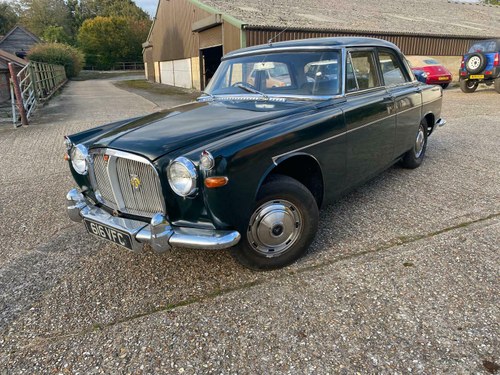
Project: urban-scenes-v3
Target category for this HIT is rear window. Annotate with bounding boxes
[468,41,498,53]
[422,58,439,65]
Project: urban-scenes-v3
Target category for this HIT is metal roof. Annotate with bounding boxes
[0,49,28,68]
[197,0,500,38]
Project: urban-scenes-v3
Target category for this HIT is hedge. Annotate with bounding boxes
[28,43,85,78]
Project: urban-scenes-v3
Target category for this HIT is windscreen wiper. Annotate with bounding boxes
[235,83,269,100]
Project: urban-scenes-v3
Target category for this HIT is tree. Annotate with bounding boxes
[42,25,72,43]
[77,16,149,69]
[482,0,499,4]
[18,0,73,40]
[79,0,149,20]
[0,1,19,35]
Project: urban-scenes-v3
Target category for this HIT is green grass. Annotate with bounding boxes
[114,79,198,96]
[115,79,197,95]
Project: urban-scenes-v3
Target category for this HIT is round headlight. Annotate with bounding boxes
[167,157,198,197]
[70,144,89,175]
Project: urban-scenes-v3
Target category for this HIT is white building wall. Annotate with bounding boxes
[160,61,175,86]
[158,58,193,88]
[172,58,192,88]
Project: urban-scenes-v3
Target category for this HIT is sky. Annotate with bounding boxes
[135,0,157,17]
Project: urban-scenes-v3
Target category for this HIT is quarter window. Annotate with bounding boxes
[346,51,380,91]
[378,51,408,86]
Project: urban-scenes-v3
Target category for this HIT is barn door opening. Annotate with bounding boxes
[200,45,222,90]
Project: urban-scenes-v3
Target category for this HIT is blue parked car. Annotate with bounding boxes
[459,39,500,93]
[412,69,427,84]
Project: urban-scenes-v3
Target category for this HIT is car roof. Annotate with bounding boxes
[223,37,400,60]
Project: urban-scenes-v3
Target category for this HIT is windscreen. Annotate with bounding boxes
[468,40,498,53]
[205,51,341,97]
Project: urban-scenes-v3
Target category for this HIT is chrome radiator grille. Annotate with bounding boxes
[90,149,164,218]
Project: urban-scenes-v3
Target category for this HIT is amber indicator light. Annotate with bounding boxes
[64,153,70,161]
[204,176,228,188]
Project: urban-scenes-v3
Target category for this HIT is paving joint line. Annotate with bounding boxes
[14,211,500,351]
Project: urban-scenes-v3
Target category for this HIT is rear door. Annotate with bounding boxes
[377,48,422,158]
[344,49,396,187]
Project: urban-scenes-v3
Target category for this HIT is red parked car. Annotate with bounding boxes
[409,57,453,89]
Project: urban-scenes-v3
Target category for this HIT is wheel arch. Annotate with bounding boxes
[258,153,325,209]
[422,111,435,135]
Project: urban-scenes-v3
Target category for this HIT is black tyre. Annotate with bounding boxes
[494,78,500,94]
[401,122,428,169]
[231,175,319,270]
[440,83,449,89]
[460,79,478,93]
[465,53,487,74]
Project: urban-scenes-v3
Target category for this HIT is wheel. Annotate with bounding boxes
[460,79,478,93]
[440,83,449,89]
[401,122,428,169]
[231,175,319,270]
[494,78,500,94]
[465,53,487,74]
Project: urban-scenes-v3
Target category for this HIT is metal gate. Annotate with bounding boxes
[9,61,67,127]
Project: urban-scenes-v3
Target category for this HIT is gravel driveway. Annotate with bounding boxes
[0,78,498,374]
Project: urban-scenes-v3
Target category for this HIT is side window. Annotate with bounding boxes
[378,51,408,86]
[347,51,380,91]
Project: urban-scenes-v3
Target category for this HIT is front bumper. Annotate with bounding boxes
[436,118,446,128]
[66,189,241,253]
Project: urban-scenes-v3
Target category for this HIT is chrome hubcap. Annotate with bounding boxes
[415,125,425,158]
[247,199,302,257]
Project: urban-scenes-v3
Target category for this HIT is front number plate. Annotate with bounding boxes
[84,219,133,250]
[438,76,449,81]
[469,74,484,79]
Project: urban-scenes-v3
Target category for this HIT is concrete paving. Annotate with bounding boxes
[0,78,498,374]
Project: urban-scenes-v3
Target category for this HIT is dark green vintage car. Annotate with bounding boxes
[65,37,445,270]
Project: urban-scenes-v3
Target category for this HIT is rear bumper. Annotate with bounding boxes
[67,189,241,253]
[427,77,452,85]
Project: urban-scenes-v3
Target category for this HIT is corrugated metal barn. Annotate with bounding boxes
[143,0,500,90]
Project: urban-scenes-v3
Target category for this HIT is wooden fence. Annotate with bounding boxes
[10,61,67,127]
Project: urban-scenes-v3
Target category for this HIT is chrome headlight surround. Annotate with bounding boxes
[167,156,198,197]
[199,150,215,170]
[70,144,89,175]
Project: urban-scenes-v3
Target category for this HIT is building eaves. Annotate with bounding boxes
[0,49,28,67]
[243,24,500,40]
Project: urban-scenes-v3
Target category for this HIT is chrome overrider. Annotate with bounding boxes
[66,189,241,253]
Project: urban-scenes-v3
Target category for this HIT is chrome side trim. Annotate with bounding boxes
[272,114,396,163]
[197,93,343,102]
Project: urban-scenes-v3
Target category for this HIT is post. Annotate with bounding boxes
[8,63,29,126]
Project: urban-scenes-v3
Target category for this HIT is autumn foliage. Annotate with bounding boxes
[77,16,149,70]
[28,43,85,78]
